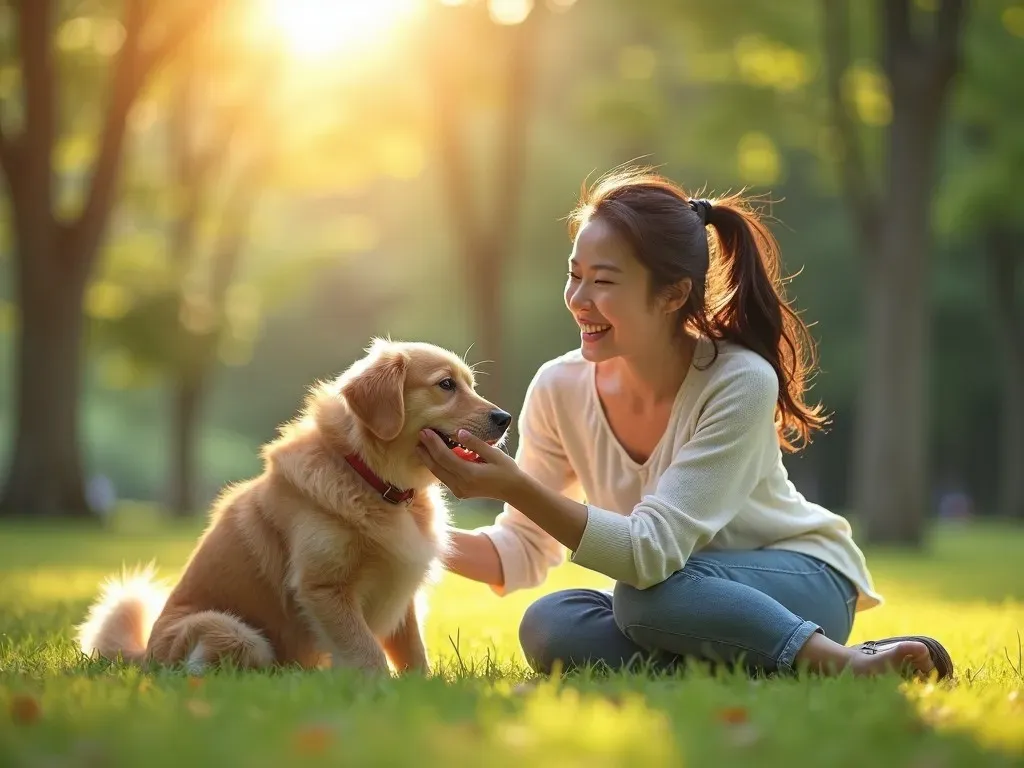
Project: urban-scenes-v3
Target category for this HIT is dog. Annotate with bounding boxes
[77,338,511,675]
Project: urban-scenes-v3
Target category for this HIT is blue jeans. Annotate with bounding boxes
[519,549,858,675]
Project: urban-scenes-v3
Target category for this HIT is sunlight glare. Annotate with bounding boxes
[488,0,534,25]
[262,0,423,61]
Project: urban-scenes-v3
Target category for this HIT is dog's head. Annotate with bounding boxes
[322,338,511,484]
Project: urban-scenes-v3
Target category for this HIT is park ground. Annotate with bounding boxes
[1,504,1022,767]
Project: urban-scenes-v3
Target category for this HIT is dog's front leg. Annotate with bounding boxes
[382,600,429,674]
[290,521,389,674]
[296,584,389,674]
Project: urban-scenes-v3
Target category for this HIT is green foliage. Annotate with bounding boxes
[936,0,1024,235]
[0,0,1018,515]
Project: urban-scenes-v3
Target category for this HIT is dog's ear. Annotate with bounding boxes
[341,346,409,441]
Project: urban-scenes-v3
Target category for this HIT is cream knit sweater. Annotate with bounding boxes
[479,337,883,612]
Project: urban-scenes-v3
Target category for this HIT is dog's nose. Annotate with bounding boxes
[490,409,512,429]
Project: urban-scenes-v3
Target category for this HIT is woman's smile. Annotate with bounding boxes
[577,319,612,342]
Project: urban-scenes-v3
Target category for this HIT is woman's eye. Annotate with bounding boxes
[567,272,611,285]
[438,378,456,391]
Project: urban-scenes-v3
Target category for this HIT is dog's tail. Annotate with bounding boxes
[77,563,171,664]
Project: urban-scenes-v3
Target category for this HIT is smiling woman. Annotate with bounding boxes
[258,0,424,61]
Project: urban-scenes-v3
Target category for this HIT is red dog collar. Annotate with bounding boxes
[344,453,414,505]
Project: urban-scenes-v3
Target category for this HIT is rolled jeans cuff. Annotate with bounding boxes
[778,620,821,673]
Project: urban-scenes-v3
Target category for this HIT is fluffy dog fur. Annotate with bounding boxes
[77,338,510,675]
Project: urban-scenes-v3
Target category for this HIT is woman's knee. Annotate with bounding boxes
[518,591,570,672]
[611,573,700,638]
[518,589,606,673]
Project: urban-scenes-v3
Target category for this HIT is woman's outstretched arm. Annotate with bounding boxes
[444,527,504,586]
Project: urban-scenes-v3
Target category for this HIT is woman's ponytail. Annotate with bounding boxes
[696,195,828,451]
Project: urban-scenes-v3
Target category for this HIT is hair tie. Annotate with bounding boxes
[689,198,713,226]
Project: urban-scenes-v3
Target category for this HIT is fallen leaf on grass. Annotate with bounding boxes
[9,694,41,725]
[292,724,335,756]
[716,706,749,725]
[186,699,213,718]
[716,706,761,748]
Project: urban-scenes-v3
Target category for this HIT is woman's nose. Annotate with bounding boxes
[567,283,590,312]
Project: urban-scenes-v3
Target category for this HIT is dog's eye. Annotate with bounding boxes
[438,378,457,392]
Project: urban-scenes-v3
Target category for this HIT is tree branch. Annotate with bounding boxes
[69,0,221,267]
[168,43,202,272]
[193,52,278,182]
[192,117,238,182]
[933,0,967,77]
[65,0,146,265]
[18,0,56,203]
[0,115,18,182]
[936,0,966,53]
[882,0,912,76]
[427,6,483,259]
[822,0,880,248]
[209,166,260,308]
[987,229,1024,366]
[138,0,223,80]
[493,6,542,245]
[170,36,197,189]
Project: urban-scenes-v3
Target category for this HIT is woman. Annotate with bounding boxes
[416,168,953,680]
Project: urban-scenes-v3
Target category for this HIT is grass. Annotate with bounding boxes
[1,506,1023,767]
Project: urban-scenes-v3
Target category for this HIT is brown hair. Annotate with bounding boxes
[567,167,828,452]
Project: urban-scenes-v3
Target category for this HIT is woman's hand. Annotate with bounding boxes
[419,427,589,554]
[416,429,524,502]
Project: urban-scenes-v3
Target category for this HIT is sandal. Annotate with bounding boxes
[855,635,954,680]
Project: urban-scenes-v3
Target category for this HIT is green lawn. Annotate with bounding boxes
[1,508,1022,767]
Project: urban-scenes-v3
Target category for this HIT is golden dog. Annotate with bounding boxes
[77,338,511,675]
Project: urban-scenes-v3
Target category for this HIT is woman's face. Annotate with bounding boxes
[564,217,689,363]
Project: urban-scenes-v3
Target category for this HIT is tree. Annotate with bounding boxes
[935,0,1024,518]
[421,1,547,405]
[822,0,968,543]
[986,227,1024,518]
[89,5,414,515]
[161,34,277,516]
[0,1,218,518]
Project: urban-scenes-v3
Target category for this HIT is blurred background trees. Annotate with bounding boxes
[0,0,219,518]
[0,0,1020,546]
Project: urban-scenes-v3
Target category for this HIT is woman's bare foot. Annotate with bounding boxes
[795,632,937,678]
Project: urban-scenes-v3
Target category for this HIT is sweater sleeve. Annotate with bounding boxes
[478,365,580,595]
[570,361,778,589]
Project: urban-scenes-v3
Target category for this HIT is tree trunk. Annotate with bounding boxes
[169,375,204,517]
[0,2,218,519]
[997,333,1024,519]
[0,233,92,518]
[852,234,929,544]
[0,1,91,518]
[847,1,964,545]
[997,316,1024,520]
[987,234,1024,518]
[853,47,956,545]
[427,4,543,407]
